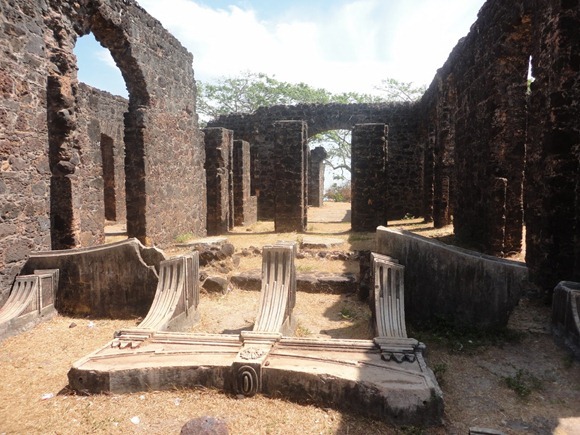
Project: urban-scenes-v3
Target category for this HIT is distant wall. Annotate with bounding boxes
[208,103,424,222]
[77,83,128,226]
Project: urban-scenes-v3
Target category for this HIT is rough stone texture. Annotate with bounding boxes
[232,140,257,226]
[273,121,308,232]
[202,276,230,294]
[208,103,424,222]
[77,83,127,224]
[526,1,580,294]
[0,0,51,303]
[181,417,229,435]
[376,227,529,331]
[21,238,164,318]
[351,124,388,231]
[204,128,233,235]
[0,0,206,304]
[308,146,327,207]
[421,1,530,255]
[418,0,579,294]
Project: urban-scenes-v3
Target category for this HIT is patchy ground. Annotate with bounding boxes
[0,202,578,434]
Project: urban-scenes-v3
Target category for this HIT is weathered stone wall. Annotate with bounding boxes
[273,121,308,232]
[421,0,579,295]
[0,0,51,302]
[233,140,257,226]
[0,0,207,303]
[77,83,127,224]
[421,0,531,255]
[204,128,233,235]
[526,0,580,294]
[208,103,424,222]
[43,0,206,248]
[351,124,388,231]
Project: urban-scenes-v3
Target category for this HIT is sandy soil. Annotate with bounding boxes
[0,202,578,434]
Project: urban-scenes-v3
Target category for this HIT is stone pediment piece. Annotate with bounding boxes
[253,243,297,334]
[371,252,407,339]
[137,253,200,332]
[0,269,58,341]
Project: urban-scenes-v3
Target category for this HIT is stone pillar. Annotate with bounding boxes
[351,123,388,232]
[489,177,507,255]
[308,146,327,207]
[273,121,307,232]
[233,140,257,226]
[203,128,233,236]
[433,76,456,229]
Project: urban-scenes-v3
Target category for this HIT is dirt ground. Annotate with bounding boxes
[0,202,578,434]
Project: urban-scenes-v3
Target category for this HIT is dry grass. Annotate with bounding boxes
[2,202,577,434]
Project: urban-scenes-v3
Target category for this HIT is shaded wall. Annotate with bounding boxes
[420,0,531,256]
[204,128,233,235]
[233,140,258,226]
[308,146,327,207]
[526,1,580,293]
[421,0,580,295]
[351,124,388,231]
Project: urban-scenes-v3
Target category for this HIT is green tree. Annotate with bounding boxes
[373,78,427,102]
[197,71,334,121]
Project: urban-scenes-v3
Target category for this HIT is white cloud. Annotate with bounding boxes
[95,47,118,70]
[137,0,484,94]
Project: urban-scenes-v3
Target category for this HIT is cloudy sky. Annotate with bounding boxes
[75,0,485,98]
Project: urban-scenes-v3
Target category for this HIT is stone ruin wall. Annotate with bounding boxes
[0,0,207,303]
[526,1,580,292]
[422,0,580,294]
[0,0,51,302]
[421,0,531,257]
[208,102,425,223]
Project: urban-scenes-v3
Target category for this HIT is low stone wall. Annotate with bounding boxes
[22,238,164,318]
[375,227,529,330]
[552,281,580,359]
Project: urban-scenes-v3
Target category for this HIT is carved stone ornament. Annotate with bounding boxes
[239,347,265,360]
[236,365,259,396]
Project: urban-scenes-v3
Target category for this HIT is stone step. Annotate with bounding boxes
[231,270,357,294]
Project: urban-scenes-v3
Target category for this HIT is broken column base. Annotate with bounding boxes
[68,331,443,427]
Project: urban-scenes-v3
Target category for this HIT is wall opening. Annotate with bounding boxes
[309,129,352,224]
[73,23,150,243]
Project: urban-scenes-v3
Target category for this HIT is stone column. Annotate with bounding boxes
[233,140,257,226]
[351,123,388,232]
[203,128,233,235]
[273,121,307,232]
[308,146,327,207]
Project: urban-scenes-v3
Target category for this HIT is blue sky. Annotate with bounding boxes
[75,0,486,99]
